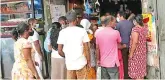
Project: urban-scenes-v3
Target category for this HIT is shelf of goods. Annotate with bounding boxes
[1,0,29,4]
[1,0,33,38]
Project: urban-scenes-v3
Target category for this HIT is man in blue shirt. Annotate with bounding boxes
[116,11,133,79]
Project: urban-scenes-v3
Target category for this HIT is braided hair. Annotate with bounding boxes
[50,22,61,50]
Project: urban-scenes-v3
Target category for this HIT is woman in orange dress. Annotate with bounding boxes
[80,19,97,79]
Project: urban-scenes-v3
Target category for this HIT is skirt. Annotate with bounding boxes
[51,58,67,79]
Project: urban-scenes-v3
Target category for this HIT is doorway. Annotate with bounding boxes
[99,0,142,17]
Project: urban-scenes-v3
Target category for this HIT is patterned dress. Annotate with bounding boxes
[12,38,34,80]
[83,34,96,79]
[128,26,148,79]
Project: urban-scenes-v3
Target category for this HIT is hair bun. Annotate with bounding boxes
[135,14,144,26]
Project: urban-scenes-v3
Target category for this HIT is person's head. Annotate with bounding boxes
[80,19,93,34]
[125,9,132,19]
[100,16,106,26]
[11,28,18,41]
[28,18,38,28]
[117,11,126,21]
[80,19,91,30]
[133,14,144,27]
[12,22,34,40]
[58,16,67,25]
[52,22,61,29]
[105,12,110,16]
[76,14,83,24]
[104,16,116,28]
[50,22,61,50]
[91,24,98,34]
[66,10,77,26]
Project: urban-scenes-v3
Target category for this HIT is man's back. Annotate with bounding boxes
[57,26,90,70]
[116,20,133,47]
[96,27,121,67]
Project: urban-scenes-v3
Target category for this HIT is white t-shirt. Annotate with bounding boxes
[28,28,42,62]
[51,49,63,58]
[57,26,90,70]
[29,28,40,42]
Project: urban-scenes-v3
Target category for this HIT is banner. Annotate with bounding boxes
[142,14,158,67]
[50,5,66,22]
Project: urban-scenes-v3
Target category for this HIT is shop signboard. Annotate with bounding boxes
[142,13,159,67]
[50,5,66,22]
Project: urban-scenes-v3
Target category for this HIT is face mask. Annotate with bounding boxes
[133,20,137,26]
[61,24,66,29]
[29,30,34,36]
[116,17,120,22]
[35,24,39,28]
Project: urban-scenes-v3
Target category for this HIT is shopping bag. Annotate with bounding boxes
[35,66,44,80]
[96,67,101,80]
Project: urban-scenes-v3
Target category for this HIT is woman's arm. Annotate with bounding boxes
[23,48,40,79]
[58,44,65,57]
[118,43,126,49]
[96,44,100,66]
[84,42,91,67]
[48,44,52,51]
[129,32,139,58]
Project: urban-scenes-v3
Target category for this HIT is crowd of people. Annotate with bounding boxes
[11,10,148,80]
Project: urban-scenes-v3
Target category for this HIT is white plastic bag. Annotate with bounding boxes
[97,67,101,80]
[35,66,43,79]
[34,53,43,79]
[34,53,42,69]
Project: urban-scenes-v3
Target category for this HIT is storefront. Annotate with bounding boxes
[44,0,163,79]
[0,0,44,78]
[1,0,165,79]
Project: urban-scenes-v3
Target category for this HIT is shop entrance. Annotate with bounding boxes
[99,0,142,17]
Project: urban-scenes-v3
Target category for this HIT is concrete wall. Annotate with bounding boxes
[156,0,165,79]
[145,0,165,79]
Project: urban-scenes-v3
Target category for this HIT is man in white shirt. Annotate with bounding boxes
[28,18,43,79]
[57,10,90,79]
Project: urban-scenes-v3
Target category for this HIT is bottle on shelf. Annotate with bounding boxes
[1,7,4,13]
[6,7,10,13]
[4,7,7,13]
[20,4,24,12]
[10,7,13,13]
[23,3,28,11]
